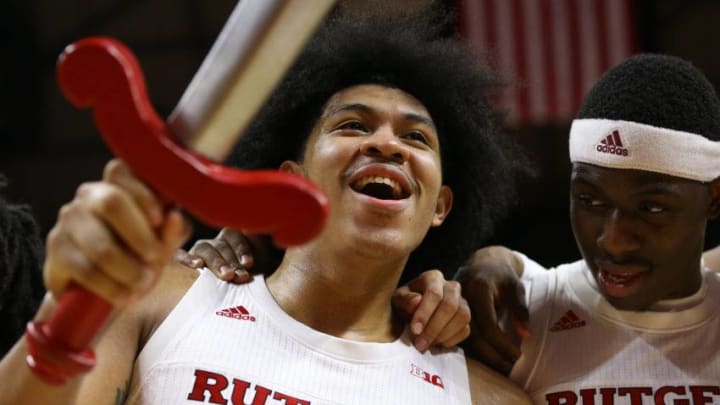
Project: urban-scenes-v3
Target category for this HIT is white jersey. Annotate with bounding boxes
[126,270,471,405]
[510,254,720,405]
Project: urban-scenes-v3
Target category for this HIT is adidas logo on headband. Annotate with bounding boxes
[595,130,629,156]
[570,118,720,182]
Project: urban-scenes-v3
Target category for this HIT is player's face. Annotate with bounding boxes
[291,84,452,261]
[570,163,719,310]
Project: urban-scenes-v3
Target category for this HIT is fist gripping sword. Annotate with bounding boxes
[24,0,335,384]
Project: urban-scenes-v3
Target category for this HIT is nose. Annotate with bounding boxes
[596,209,641,258]
[359,125,409,163]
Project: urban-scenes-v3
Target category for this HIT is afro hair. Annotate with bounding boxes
[226,6,526,282]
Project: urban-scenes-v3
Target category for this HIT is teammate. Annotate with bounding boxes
[0,9,530,404]
[458,54,720,403]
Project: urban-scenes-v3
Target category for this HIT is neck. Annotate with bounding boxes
[266,243,407,342]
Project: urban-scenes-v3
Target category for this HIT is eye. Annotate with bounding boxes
[576,194,605,208]
[401,130,430,145]
[640,202,665,214]
[336,120,368,132]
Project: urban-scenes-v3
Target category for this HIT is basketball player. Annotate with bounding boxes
[458,54,720,403]
[0,9,530,404]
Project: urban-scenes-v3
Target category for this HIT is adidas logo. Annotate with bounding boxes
[216,305,256,322]
[550,310,586,332]
[595,130,629,156]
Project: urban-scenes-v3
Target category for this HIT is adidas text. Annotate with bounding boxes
[595,144,628,156]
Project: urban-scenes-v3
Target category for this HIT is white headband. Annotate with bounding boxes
[569,118,720,182]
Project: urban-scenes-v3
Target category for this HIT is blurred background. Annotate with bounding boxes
[1,0,719,267]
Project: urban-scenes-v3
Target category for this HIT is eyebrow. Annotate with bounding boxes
[324,103,436,130]
[572,176,683,197]
[325,103,373,117]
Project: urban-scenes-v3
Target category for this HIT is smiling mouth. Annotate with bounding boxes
[350,176,410,200]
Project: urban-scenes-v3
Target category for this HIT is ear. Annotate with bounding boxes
[431,185,453,227]
[708,177,720,220]
[279,160,305,176]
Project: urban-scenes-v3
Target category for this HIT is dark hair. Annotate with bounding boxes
[227,8,523,282]
[578,53,720,141]
[0,177,44,355]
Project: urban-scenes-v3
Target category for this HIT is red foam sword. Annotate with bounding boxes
[25,0,335,384]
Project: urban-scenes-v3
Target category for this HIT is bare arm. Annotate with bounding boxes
[0,293,141,404]
[0,159,190,404]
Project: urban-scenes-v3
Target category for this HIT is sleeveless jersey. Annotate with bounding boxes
[126,270,471,404]
[510,255,720,405]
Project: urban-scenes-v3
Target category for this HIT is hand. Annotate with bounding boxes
[392,270,471,352]
[175,228,273,284]
[455,246,529,375]
[43,159,192,306]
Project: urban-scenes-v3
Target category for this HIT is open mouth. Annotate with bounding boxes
[350,176,410,200]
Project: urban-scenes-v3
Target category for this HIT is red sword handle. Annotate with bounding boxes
[25,37,328,384]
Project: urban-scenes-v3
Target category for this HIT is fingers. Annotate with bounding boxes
[401,270,471,353]
[187,228,255,284]
[464,279,522,367]
[502,280,531,338]
[190,238,242,269]
[432,298,471,347]
[43,166,192,307]
[75,182,162,264]
[174,249,205,269]
[217,228,254,269]
[64,203,153,291]
[440,323,471,349]
[103,159,164,228]
[464,323,516,375]
[406,270,445,337]
[44,222,142,306]
[391,286,422,318]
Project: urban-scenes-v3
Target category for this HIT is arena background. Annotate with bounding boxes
[2,0,718,268]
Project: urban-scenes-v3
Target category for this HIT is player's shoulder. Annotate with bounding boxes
[466,358,531,404]
[133,262,199,345]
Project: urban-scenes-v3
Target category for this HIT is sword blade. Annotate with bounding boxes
[167,0,336,161]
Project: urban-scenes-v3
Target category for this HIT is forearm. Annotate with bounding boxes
[0,336,84,404]
[0,297,83,404]
[0,292,139,405]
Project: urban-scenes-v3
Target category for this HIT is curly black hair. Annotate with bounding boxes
[226,7,524,283]
[0,177,44,355]
[578,53,720,141]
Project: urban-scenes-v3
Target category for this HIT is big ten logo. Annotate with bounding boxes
[410,364,444,389]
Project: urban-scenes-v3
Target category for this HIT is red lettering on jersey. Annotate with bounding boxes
[273,391,311,405]
[187,369,230,404]
[599,387,616,405]
[188,369,312,405]
[249,385,272,405]
[655,386,688,405]
[690,386,720,405]
[545,385,720,405]
[579,388,596,404]
[546,391,577,405]
[229,380,289,405]
[618,387,652,403]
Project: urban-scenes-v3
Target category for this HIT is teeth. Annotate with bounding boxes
[354,176,402,198]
